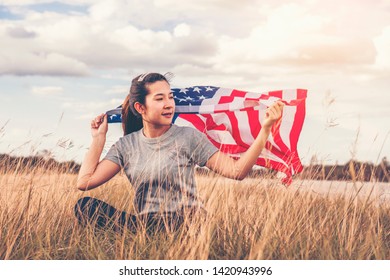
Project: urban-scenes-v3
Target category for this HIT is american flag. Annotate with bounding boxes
[106,86,307,185]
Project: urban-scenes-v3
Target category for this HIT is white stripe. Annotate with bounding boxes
[175,114,237,145]
[197,114,208,123]
[207,129,237,145]
[235,111,255,146]
[199,103,228,114]
[282,89,297,102]
[278,90,298,150]
[201,87,232,105]
[266,131,278,149]
[241,91,274,99]
[175,105,201,113]
[279,106,296,150]
[257,96,280,107]
[260,148,289,168]
[244,91,262,99]
[209,113,233,134]
[173,117,197,129]
[228,97,245,111]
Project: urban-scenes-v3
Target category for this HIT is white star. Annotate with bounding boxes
[199,95,206,100]
[110,115,116,120]
[205,86,213,91]
[193,87,201,93]
[179,98,186,103]
[186,96,194,101]
[179,88,188,94]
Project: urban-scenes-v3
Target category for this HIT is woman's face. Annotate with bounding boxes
[140,80,175,126]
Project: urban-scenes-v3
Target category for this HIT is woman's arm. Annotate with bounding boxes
[205,101,284,180]
[76,114,121,191]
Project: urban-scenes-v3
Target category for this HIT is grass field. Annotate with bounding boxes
[1,166,389,260]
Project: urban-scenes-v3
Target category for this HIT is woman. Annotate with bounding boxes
[75,72,284,233]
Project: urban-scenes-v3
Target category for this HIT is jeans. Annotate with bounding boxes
[74,196,189,233]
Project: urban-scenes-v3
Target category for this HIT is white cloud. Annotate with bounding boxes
[173,23,191,37]
[75,113,95,120]
[5,1,369,79]
[0,2,221,75]
[88,0,121,21]
[6,26,37,38]
[104,85,128,95]
[0,0,48,5]
[62,98,123,112]
[215,3,378,70]
[374,25,390,69]
[0,49,89,76]
[31,86,63,96]
[154,0,259,10]
[0,0,95,5]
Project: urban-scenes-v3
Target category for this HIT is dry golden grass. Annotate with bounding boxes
[0,167,389,260]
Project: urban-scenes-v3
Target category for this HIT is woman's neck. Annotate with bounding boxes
[142,122,172,138]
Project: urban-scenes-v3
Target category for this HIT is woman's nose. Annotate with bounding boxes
[165,98,174,108]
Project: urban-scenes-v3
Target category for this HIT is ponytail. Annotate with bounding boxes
[121,94,143,135]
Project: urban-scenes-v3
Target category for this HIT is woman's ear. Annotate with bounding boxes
[134,102,145,115]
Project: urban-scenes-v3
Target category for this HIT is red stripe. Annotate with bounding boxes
[224,111,248,149]
[218,89,247,103]
[178,114,206,132]
[289,89,306,173]
[271,117,291,154]
[247,110,261,139]
[268,90,283,98]
[201,113,248,154]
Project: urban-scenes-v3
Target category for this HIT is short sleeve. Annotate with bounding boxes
[190,128,219,167]
[103,141,124,167]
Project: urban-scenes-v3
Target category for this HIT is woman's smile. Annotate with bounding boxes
[162,112,173,118]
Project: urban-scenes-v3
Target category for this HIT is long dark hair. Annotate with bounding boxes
[122,72,171,135]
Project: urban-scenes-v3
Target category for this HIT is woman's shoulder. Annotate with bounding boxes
[114,129,141,145]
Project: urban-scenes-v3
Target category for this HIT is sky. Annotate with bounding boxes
[0,0,389,166]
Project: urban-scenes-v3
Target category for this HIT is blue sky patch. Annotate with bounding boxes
[0,5,23,20]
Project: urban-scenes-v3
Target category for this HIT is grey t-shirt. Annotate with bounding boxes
[104,124,218,214]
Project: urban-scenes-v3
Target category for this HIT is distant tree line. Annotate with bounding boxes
[297,158,389,182]
[0,153,80,174]
[0,153,389,182]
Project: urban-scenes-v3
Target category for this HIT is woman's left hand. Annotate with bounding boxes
[262,100,284,129]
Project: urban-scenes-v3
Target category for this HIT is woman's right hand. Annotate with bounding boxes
[262,100,284,130]
[91,113,108,138]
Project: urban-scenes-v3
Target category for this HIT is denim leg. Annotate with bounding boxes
[74,197,188,233]
[74,197,132,230]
